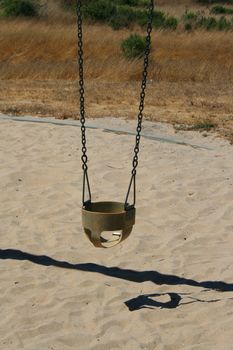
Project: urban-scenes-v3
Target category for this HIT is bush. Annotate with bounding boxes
[60,0,76,7]
[153,10,166,28]
[80,1,179,31]
[164,16,178,30]
[185,22,193,31]
[196,0,233,5]
[182,11,198,30]
[121,33,147,59]
[182,9,233,31]
[196,0,233,4]
[115,0,139,5]
[82,0,117,22]
[1,0,38,17]
[60,0,76,11]
[138,0,150,6]
[217,16,232,30]
[211,5,233,15]
[134,8,148,26]
[182,11,198,21]
[197,16,218,30]
[110,5,137,29]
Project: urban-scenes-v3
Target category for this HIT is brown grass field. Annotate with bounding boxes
[0,1,233,141]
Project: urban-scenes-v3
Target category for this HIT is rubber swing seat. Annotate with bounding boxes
[82,201,136,248]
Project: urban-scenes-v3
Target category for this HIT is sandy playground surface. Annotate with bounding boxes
[0,114,233,350]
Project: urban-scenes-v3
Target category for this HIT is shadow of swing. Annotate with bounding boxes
[1,248,233,311]
[124,292,232,311]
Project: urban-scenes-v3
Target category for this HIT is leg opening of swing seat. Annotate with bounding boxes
[100,231,123,248]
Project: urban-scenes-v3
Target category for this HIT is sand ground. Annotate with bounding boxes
[0,115,233,350]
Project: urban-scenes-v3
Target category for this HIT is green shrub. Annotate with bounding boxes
[196,0,233,4]
[115,0,139,6]
[164,16,178,30]
[197,16,218,30]
[137,0,150,6]
[182,11,198,21]
[76,1,179,32]
[1,0,39,17]
[207,17,218,30]
[60,0,76,11]
[110,5,137,29]
[121,33,147,59]
[109,6,177,31]
[217,16,232,30]
[182,9,233,31]
[185,22,193,31]
[82,0,117,22]
[60,0,76,7]
[211,5,233,15]
[182,11,198,30]
[152,10,166,28]
[134,8,148,26]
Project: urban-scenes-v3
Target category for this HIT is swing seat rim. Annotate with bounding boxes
[82,200,134,215]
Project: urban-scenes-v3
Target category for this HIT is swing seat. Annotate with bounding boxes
[82,201,136,248]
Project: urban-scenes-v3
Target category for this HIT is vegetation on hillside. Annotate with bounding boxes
[196,0,233,4]
[0,0,39,17]
[0,0,233,32]
[211,5,233,14]
[0,0,232,141]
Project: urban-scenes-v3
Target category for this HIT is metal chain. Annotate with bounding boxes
[76,0,91,205]
[77,0,154,208]
[125,0,154,209]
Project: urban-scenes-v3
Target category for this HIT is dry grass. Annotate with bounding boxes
[0,20,232,83]
[0,8,233,142]
[1,78,232,142]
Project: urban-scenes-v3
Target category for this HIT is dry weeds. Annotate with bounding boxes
[0,20,232,83]
[0,13,232,142]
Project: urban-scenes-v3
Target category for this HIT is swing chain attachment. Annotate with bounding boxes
[125,0,154,210]
[77,0,154,208]
[77,0,154,248]
[77,0,91,205]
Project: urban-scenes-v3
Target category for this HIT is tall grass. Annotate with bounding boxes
[0,20,232,83]
[0,0,232,143]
